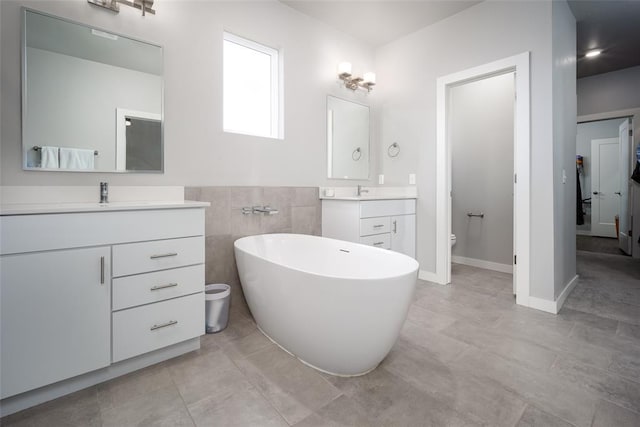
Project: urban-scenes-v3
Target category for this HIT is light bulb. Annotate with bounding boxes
[363,72,376,84]
[338,62,352,76]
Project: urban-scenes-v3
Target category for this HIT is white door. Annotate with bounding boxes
[0,247,111,398]
[390,214,416,258]
[591,138,620,238]
[618,119,632,254]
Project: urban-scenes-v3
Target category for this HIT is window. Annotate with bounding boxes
[223,32,281,139]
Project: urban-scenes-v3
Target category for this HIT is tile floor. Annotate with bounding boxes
[2,251,639,427]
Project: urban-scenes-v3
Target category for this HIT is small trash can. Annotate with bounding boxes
[205,284,230,333]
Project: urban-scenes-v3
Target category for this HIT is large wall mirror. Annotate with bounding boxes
[327,95,369,180]
[22,9,164,173]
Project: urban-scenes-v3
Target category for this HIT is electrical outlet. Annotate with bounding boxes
[378,174,385,185]
[409,173,416,185]
[562,169,567,184]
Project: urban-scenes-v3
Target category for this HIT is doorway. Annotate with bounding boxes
[435,52,531,308]
[449,72,515,282]
[576,116,633,256]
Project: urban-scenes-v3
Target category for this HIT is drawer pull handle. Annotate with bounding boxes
[150,252,178,259]
[150,283,178,291]
[150,320,178,331]
[373,224,385,228]
[373,242,385,246]
[393,220,397,233]
[100,256,105,284]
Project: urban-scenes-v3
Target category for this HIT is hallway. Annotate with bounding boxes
[563,249,640,326]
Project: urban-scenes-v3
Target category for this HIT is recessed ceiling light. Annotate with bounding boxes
[585,50,602,58]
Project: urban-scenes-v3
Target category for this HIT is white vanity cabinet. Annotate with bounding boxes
[0,247,111,399]
[0,204,207,406]
[322,198,416,258]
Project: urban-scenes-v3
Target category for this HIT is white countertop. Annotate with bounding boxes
[0,200,210,216]
[318,186,417,201]
[321,195,417,201]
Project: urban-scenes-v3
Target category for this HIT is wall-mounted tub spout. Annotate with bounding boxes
[242,206,279,215]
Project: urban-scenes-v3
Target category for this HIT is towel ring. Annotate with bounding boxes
[352,147,362,161]
[388,142,400,158]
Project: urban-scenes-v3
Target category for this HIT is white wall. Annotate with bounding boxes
[551,0,577,298]
[576,118,626,232]
[450,73,514,266]
[577,66,640,117]
[375,0,557,300]
[1,0,376,186]
[25,47,161,170]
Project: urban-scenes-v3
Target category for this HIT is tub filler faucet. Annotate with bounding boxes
[242,206,279,215]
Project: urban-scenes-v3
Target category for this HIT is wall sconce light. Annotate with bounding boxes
[88,0,156,16]
[338,62,376,92]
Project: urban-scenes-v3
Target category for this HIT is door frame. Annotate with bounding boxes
[435,52,530,307]
[579,108,640,258]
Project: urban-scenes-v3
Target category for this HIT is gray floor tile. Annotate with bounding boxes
[187,387,287,427]
[382,340,527,427]
[167,348,253,406]
[96,364,174,410]
[550,355,640,413]
[0,388,101,427]
[234,345,342,425]
[99,381,192,427]
[608,351,640,383]
[515,404,575,427]
[453,349,598,427]
[292,395,375,427]
[400,320,471,362]
[441,320,558,371]
[325,366,480,426]
[591,399,640,427]
[617,321,640,340]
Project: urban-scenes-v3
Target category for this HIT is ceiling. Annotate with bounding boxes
[282,1,640,79]
[281,0,481,48]
[568,0,640,79]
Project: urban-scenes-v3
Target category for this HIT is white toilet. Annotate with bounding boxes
[451,234,457,247]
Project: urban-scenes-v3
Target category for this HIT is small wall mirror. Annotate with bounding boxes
[22,9,163,172]
[327,95,369,180]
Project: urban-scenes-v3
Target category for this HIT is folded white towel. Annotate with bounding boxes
[59,148,95,170]
[40,146,59,169]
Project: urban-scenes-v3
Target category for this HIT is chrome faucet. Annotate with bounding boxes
[357,185,369,196]
[242,206,279,215]
[99,182,109,203]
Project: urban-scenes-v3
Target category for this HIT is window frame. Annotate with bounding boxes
[223,31,282,140]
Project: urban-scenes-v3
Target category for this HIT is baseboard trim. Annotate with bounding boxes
[418,269,444,285]
[451,256,513,274]
[576,230,592,236]
[528,296,558,314]
[555,274,579,312]
[527,274,579,315]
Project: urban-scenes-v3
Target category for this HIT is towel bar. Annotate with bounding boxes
[33,146,98,156]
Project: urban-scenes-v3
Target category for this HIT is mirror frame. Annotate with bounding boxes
[21,7,165,173]
[326,95,370,181]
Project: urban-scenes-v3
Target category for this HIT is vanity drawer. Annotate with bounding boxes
[112,293,204,363]
[360,199,416,218]
[112,264,204,311]
[113,236,204,277]
[360,233,391,250]
[360,217,391,236]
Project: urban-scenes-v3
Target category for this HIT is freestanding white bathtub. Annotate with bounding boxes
[234,233,419,376]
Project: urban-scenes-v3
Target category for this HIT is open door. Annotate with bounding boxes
[618,118,632,254]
